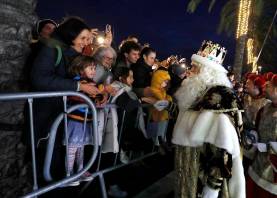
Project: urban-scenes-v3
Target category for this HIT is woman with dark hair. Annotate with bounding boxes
[31,16,99,92]
[131,47,156,98]
[25,16,100,182]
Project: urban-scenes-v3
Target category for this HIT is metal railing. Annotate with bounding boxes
[0,91,168,198]
[78,103,160,198]
[0,91,99,198]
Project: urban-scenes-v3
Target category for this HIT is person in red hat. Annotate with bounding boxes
[246,74,277,197]
[243,74,269,173]
[244,74,268,129]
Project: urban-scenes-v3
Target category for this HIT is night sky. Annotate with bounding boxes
[36,0,236,66]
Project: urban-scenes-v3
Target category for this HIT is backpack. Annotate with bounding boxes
[54,45,62,66]
[41,38,66,66]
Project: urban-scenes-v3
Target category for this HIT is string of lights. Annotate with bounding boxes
[247,38,254,64]
[236,0,251,39]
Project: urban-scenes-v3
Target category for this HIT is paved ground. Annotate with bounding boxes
[39,150,174,198]
[134,171,175,198]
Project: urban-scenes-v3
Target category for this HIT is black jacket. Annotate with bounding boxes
[131,60,153,97]
[116,92,151,151]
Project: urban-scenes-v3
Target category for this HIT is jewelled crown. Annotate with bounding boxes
[197,40,227,65]
[191,40,228,73]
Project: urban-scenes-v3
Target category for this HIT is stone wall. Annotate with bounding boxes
[0,0,37,197]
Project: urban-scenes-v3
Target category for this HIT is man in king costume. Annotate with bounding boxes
[172,41,245,198]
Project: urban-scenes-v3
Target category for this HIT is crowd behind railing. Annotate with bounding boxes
[18,16,186,197]
[1,16,276,197]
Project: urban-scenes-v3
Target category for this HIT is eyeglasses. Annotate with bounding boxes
[104,56,113,61]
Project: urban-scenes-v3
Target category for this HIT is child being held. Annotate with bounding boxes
[64,55,104,186]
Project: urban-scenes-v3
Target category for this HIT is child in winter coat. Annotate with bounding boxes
[149,69,172,146]
[110,67,153,159]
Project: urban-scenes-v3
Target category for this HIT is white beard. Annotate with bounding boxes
[174,66,232,111]
[175,74,207,111]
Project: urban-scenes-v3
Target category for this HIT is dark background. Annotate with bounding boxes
[37,0,235,66]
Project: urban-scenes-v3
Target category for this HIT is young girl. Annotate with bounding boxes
[110,67,155,160]
[65,55,103,185]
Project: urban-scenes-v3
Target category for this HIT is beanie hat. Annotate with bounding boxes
[171,63,187,76]
[37,19,57,35]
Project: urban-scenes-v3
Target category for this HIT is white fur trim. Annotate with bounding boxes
[172,111,240,157]
[229,157,246,198]
[202,185,219,198]
[248,166,277,195]
[172,111,245,197]
[191,54,227,73]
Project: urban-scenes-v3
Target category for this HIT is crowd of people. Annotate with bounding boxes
[23,16,277,198]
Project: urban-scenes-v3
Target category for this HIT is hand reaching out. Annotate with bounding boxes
[104,24,113,46]
[90,28,98,41]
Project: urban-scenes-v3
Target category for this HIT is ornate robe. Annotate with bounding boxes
[172,86,245,198]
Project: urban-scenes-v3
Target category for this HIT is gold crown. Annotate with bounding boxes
[197,40,227,65]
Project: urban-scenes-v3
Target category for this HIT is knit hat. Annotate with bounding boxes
[37,19,57,35]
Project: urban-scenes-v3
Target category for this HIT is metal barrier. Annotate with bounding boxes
[42,101,160,198]
[0,91,99,198]
[78,103,160,198]
[0,91,168,198]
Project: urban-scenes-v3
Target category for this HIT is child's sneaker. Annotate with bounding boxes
[80,171,94,182]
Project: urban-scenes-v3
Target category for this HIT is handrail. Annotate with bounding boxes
[0,91,99,198]
[43,104,90,182]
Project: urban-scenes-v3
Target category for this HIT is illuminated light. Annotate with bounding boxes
[247,38,254,64]
[236,0,252,39]
[252,56,258,72]
[96,36,105,45]
[257,66,262,73]
[180,63,186,68]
